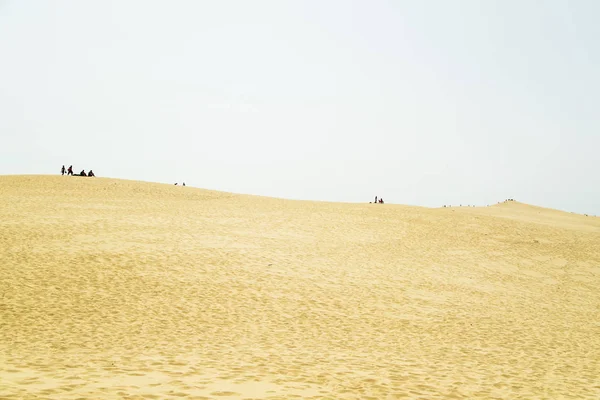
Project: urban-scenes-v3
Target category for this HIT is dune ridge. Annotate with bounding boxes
[1,175,599,399]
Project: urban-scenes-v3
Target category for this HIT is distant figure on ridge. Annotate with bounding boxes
[183,182,185,186]
[61,165,66,175]
[67,165,73,176]
[174,183,178,185]
[375,196,378,203]
[88,170,95,177]
[79,170,87,177]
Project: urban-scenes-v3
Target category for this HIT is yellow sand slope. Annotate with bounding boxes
[1,175,599,399]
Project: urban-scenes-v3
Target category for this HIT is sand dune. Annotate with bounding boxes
[1,175,599,399]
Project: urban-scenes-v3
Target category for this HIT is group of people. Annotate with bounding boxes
[372,196,384,204]
[61,165,95,177]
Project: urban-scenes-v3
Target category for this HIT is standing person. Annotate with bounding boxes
[375,196,378,204]
[61,165,66,175]
[183,182,185,186]
[67,165,73,176]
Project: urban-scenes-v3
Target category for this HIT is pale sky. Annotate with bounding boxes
[1,1,598,214]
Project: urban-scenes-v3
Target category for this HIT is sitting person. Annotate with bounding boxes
[88,170,95,177]
[80,170,87,177]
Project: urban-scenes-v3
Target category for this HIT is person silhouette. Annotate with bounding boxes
[61,165,66,175]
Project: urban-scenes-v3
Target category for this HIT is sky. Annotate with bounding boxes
[1,1,598,214]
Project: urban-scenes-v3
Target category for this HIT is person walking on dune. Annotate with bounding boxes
[67,165,73,176]
[61,165,66,175]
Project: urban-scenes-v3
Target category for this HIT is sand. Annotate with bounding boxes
[1,175,599,399]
